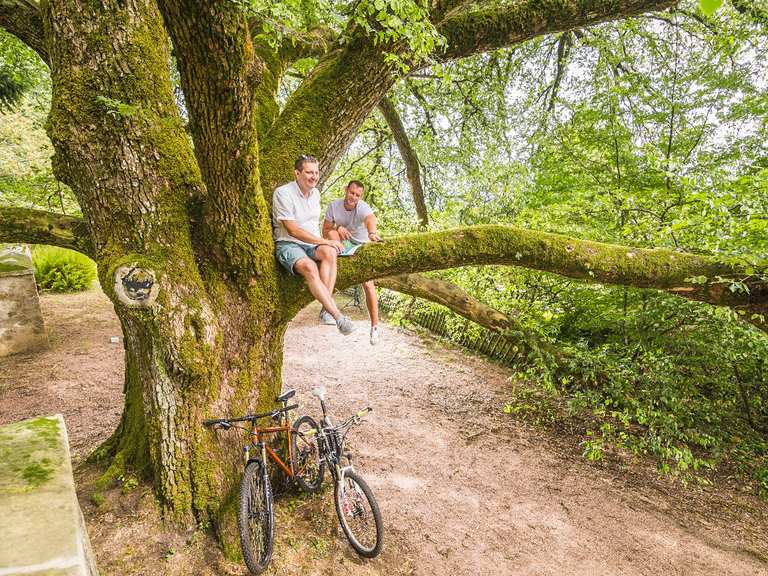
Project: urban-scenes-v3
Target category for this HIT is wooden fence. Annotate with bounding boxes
[378,290,522,366]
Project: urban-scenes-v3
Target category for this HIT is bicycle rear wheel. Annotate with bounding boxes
[238,460,274,574]
[291,415,325,493]
[334,470,383,558]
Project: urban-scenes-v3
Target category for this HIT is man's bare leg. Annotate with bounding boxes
[362,280,378,327]
[293,257,342,318]
[315,244,338,295]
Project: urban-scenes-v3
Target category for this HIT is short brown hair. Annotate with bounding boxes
[346,179,365,190]
[294,154,318,171]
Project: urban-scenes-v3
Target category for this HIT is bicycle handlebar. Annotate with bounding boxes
[203,403,299,427]
[328,406,372,432]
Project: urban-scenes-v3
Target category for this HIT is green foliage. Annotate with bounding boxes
[0,30,47,112]
[119,473,139,494]
[352,0,445,70]
[334,5,768,493]
[700,0,724,17]
[0,43,78,214]
[32,246,97,293]
[238,0,444,67]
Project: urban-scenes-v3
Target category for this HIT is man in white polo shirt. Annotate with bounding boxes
[272,155,355,335]
[322,180,382,344]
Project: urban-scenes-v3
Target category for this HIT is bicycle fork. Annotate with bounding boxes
[244,441,274,518]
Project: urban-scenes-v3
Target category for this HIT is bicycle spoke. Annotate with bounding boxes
[339,476,378,551]
[291,415,325,492]
[248,481,267,553]
[239,462,273,573]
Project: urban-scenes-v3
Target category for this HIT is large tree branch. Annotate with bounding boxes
[259,36,399,193]
[377,274,564,362]
[379,273,522,333]
[0,0,48,64]
[283,226,767,331]
[0,206,92,256]
[156,1,274,277]
[378,96,429,227]
[436,0,678,60]
[378,273,562,360]
[249,24,338,138]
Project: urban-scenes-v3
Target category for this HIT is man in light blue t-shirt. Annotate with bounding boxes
[322,180,382,344]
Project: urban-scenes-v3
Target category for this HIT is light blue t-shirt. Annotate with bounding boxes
[324,199,374,243]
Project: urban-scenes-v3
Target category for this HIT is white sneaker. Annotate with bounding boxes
[336,315,355,335]
[319,308,336,326]
[370,326,380,345]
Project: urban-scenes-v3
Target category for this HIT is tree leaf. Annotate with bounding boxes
[700,0,724,17]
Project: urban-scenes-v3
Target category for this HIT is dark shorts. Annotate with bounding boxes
[275,241,319,274]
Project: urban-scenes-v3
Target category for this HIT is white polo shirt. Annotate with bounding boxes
[272,181,321,246]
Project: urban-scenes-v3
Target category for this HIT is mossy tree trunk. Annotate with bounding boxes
[2,0,765,557]
[34,1,290,549]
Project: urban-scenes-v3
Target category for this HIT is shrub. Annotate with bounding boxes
[32,246,96,292]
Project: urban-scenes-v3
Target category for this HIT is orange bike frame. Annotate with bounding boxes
[253,425,295,478]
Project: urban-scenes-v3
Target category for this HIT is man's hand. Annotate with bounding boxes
[325,239,345,252]
[336,225,352,240]
[368,231,382,242]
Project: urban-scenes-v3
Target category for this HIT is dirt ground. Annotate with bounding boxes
[1,287,767,576]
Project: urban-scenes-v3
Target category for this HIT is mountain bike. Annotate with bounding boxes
[203,389,324,574]
[293,386,383,557]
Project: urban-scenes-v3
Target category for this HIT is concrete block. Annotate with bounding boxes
[0,415,98,576]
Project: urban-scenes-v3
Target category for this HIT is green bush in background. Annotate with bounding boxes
[32,246,96,292]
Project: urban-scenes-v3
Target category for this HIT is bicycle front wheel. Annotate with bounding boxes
[291,415,325,493]
[334,470,383,558]
[238,460,274,574]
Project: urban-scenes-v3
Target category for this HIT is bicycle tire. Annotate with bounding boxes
[238,460,274,574]
[334,470,383,557]
[290,415,325,493]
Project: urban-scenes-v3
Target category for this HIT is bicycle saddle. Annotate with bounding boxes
[277,389,296,402]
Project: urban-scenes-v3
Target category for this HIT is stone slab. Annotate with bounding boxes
[0,415,98,576]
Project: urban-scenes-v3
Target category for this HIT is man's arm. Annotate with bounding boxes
[323,216,355,241]
[283,219,344,250]
[364,213,381,242]
[322,218,337,239]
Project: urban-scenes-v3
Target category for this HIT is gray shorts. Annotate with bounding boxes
[275,241,319,274]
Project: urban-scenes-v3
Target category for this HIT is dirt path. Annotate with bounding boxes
[1,288,766,576]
